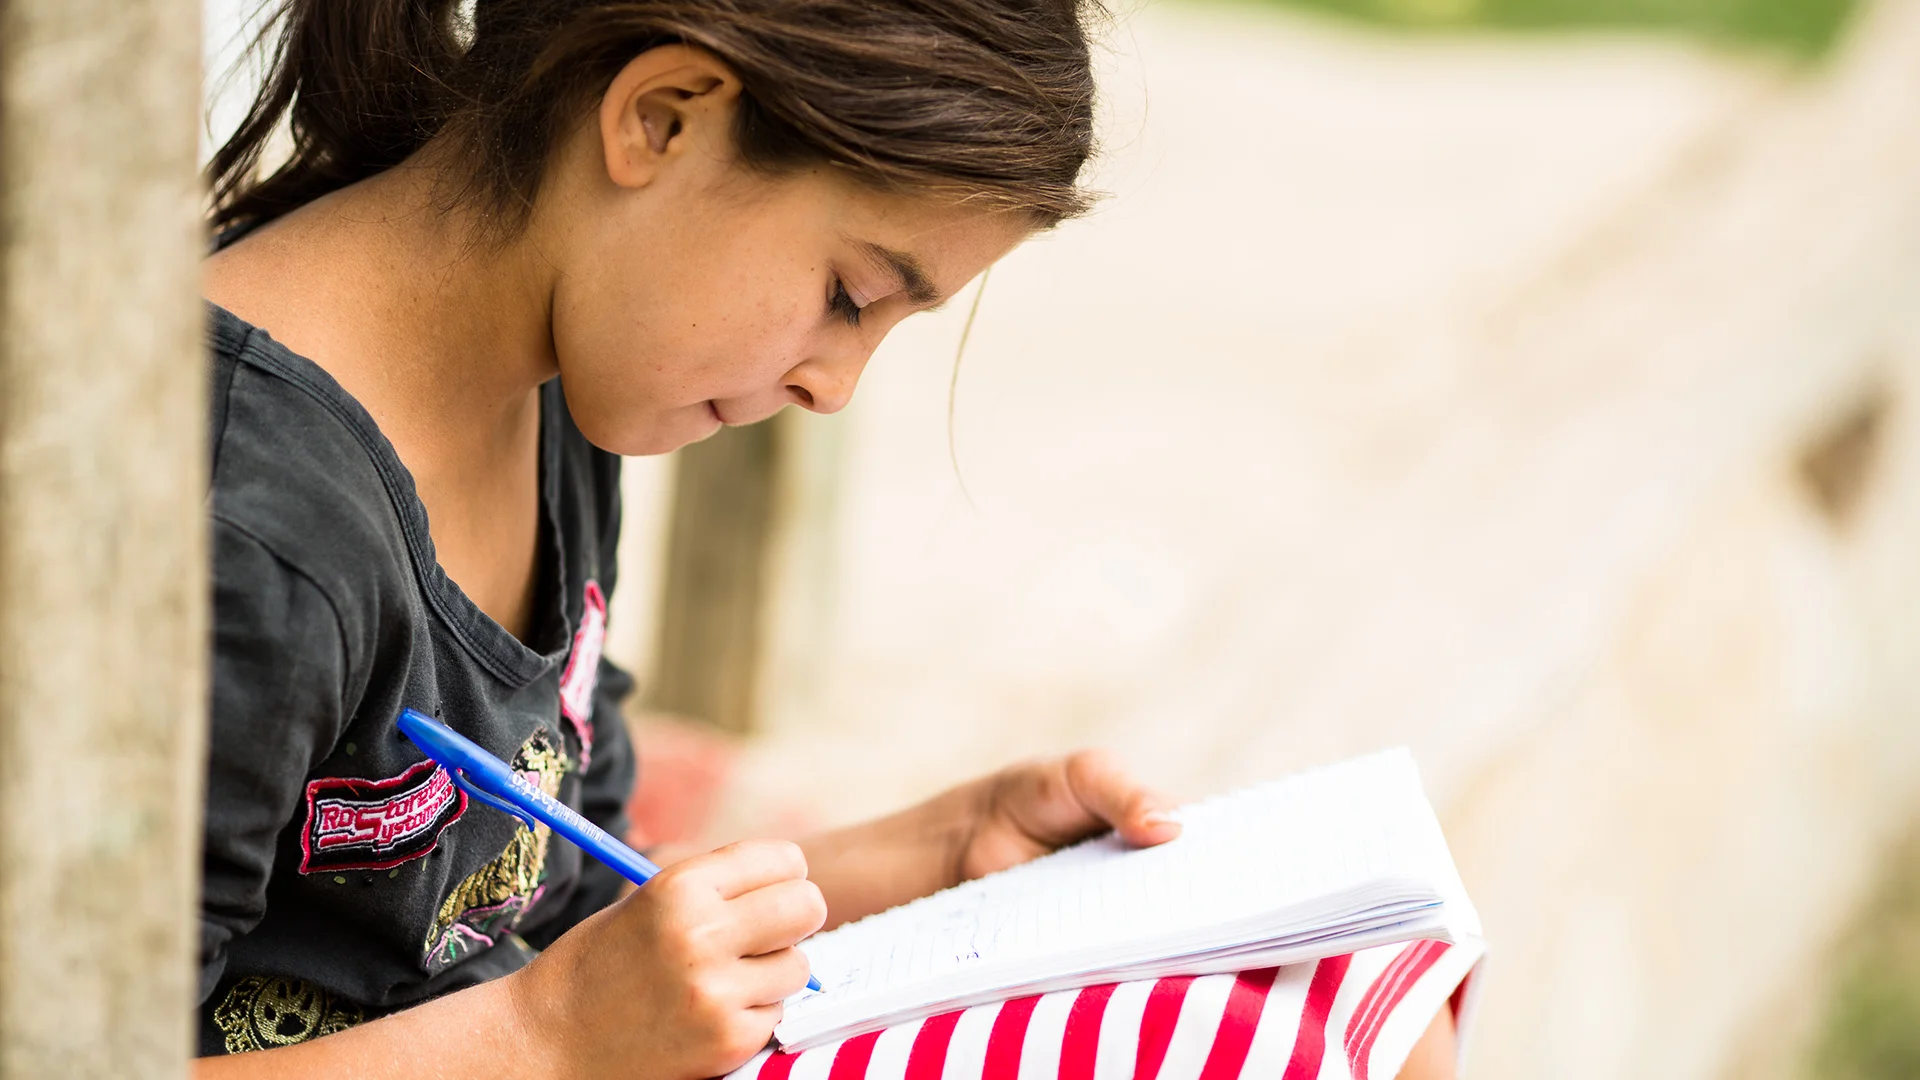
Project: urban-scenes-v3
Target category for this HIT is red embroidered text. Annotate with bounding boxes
[299,760,467,874]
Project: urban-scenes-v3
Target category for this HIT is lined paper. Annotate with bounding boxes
[775,748,1479,1052]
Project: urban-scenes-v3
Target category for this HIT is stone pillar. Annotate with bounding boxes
[0,0,205,1075]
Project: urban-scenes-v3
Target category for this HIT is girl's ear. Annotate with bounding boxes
[598,45,744,190]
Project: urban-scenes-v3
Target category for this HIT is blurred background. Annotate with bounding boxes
[200,1,1920,1076]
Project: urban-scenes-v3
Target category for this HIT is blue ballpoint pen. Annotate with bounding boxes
[398,708,822,992]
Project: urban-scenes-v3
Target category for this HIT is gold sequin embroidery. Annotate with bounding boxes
[213,975,365,1054]
[423,729,569,972]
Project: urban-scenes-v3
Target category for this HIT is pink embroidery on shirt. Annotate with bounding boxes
[558,579,606,768]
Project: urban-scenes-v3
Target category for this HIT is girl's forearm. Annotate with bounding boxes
[798,779,986,927]
[194,971,560,1080]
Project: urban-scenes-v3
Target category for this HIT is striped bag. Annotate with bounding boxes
[729,938,1486,1080]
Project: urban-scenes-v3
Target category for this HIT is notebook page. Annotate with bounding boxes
[779,748,1465,1046]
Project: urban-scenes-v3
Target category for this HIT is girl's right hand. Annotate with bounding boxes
[509,838,827,1080]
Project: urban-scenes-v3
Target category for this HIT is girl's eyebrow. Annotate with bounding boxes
[850,238,942,308]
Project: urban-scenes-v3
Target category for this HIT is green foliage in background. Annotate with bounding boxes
[1807,830,1920,1080]
[1252,0,1858,54]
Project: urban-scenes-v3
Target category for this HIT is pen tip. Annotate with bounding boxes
[807,975,823,992]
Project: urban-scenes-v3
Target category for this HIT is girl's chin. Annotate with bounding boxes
[573,406,718,458]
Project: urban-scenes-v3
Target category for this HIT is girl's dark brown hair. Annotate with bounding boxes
[208,0,1103,235]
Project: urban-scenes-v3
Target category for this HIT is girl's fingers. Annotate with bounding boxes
[733,946,819,1006]
[676,838,811,900]
[725,876,828,956]
[1062,750,1182,848]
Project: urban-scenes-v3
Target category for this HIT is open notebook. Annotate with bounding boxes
[774,748,1480,1052]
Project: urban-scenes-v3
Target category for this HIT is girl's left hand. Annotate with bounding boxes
[956,750,1183,882]
[796,748,1184,928]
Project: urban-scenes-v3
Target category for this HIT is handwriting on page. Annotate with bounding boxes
[791,748,1451,1029]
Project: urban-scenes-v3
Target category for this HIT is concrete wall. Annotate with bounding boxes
[1,0,206,1074]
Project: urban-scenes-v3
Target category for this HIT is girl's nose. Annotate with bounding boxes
[783,350,867,415]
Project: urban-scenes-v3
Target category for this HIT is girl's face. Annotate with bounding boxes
[536,47,1035,457]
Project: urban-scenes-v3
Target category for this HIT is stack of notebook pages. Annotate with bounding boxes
[774,747,1481,1052]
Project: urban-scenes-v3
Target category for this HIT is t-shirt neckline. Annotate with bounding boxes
[207,300,573,688]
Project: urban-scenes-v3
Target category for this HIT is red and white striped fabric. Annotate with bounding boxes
[727,938,1487,1080]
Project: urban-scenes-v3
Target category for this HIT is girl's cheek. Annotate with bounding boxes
[737,312,819,383]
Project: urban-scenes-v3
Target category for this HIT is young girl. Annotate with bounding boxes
[197,1,1465,1077]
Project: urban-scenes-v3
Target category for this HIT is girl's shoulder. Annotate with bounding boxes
[205,300,418,621]
[204,299,625,667]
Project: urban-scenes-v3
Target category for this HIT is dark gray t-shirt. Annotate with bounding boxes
[200,302,637,1055]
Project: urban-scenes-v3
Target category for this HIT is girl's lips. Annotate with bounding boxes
[706,400,725,425]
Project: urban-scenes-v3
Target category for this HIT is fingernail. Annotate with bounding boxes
[1141,811,1176,828]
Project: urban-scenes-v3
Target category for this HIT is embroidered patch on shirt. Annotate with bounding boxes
[423,729,570,975]
[558,578,606,767]
[298,759,467,874]
[213,975,366,1054]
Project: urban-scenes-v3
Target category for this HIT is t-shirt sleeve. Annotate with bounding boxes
[199,516,351,1004]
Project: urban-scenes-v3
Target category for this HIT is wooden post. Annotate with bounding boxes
[0,0,205,1074]
[648,419,785,733]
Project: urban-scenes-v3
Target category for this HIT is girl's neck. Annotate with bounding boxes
[208,150,569,477]
[284,159,559,454]
[203,157,561,639]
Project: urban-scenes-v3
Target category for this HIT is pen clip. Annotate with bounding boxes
[449,768,540,833]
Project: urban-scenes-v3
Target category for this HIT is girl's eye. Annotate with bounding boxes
[828,278,865,328]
